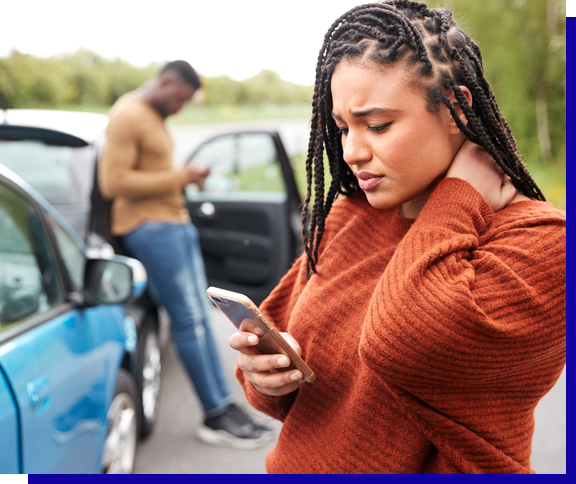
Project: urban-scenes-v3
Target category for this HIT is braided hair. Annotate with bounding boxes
[301,0,545,277]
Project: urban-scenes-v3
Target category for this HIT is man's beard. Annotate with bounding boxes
[154,101,171,119]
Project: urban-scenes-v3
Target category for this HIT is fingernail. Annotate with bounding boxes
[290,372,302,381]
[248,335,258,344]
[278,356,289,367]
[254,327,264,336]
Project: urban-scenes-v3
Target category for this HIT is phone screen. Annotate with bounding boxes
[213,298,257,329]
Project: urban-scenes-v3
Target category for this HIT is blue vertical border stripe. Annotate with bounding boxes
[565,14,573,480]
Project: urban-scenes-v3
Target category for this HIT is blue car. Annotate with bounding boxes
[0,162,147,473]
[0,110,172,441]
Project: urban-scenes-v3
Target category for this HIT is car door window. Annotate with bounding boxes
[45,214,86,290]
[0,140,95,205]
[186,133,287,201]
[0,184,63,329]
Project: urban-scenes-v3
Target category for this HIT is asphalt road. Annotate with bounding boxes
[133,307,282,474]
[133,307,566,474]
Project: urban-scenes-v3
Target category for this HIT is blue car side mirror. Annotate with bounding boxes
[121,256,147,299]
[83,255,147,306]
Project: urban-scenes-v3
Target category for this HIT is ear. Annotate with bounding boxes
[448,85,472,134]
[157,74,173,90]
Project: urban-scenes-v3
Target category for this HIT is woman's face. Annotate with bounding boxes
[331,60,466,216]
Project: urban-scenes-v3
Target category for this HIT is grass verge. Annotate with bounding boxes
[28,103,312,125]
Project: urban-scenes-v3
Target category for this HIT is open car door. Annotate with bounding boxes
[184,131,302,306]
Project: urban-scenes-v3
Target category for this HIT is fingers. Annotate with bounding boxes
[447,141,516,212]
[279,332,303,357]
[229,330,305,396]
[239,349,304,396]
[184,164,210,185]
[246,369,304,396]
[497,175,518,211]
[238,351,293,373]
[228,331,260,355]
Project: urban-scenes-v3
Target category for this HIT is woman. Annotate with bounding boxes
[229,1,565,473]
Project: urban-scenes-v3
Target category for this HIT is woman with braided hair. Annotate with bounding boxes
[229,0,565,474]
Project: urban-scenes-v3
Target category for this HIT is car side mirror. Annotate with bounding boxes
[83,255,147,306]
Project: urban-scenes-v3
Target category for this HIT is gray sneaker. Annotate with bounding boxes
[195,403,275,450]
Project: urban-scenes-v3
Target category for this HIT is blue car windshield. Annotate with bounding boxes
[0,140,95,205]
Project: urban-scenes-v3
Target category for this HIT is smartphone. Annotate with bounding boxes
[206,287,316,383]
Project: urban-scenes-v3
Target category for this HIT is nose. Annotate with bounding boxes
[342,130,371,166]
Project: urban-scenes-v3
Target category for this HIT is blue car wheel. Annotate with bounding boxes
[101,369,140,474]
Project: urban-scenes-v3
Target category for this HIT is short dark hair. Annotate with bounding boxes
[160,60,202,90]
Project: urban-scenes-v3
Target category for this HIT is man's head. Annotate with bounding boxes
[147,60,202,118]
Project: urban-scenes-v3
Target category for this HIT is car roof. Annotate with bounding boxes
[0,109,109,145]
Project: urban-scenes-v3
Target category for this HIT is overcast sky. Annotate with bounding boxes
[2,0,375,85]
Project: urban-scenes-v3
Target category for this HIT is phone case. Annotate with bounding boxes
[206,287,316,383]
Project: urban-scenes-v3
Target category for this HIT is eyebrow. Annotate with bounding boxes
[332,107,398,120]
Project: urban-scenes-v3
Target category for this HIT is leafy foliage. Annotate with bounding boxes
[0,49,158,108]
[0,50,312,110]
[447,0,565,165]
[0,0,565,207]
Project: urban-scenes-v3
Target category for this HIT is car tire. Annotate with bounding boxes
[136,315,162,439]
[101,369,139,474]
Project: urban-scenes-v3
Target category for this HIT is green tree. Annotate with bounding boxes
[446,0,566,164]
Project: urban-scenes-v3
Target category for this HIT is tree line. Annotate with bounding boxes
[0,0,565,165]
[0,49,313,109]
[448,0,565,164]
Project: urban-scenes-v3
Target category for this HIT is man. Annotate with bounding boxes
[99,60,272,449]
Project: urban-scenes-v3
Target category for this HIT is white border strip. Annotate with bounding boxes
[0,476,28,484]
[568,0,576,17]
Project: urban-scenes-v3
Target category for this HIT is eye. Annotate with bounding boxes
[337,127,349,135]
[368,121,393,133]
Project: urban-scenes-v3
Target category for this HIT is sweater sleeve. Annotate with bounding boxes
[361,176,565,386]
[359,177,565,473]
[234,254,307,422]
[98,112,189,200]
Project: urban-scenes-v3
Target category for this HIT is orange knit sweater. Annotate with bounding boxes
[235,177,566,474]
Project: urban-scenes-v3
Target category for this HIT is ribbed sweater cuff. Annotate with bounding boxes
[418,177,494,235]
[234,363,295,422]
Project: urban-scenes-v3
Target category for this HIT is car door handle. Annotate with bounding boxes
[27,375,52,406]
[197,202,215,218]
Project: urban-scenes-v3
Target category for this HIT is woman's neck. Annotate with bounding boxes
[399,178,441,219]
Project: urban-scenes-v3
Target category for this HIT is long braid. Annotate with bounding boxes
[448,48,545,198]
[301,1,546,277]
[301,5,368,276]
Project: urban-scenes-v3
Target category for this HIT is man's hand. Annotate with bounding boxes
[446,140,519,212]
[184,164,210,188]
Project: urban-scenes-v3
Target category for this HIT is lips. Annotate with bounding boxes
[354,171,385,190]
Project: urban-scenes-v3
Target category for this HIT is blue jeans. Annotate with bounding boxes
[122,222,233,418]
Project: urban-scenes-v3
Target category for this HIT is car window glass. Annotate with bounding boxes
[0,140,95,205]
[186,133,287,202]
[45,214,85,290]
[0,183,63,330]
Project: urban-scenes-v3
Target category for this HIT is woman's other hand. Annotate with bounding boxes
[446,140,522,212]
[229,331,304,396]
